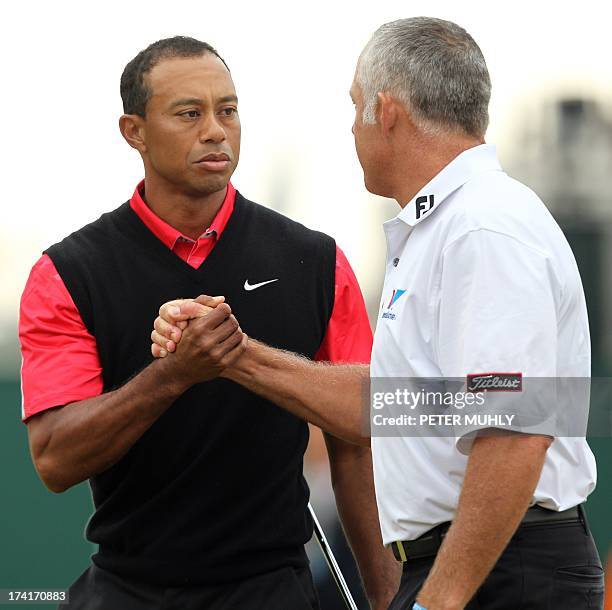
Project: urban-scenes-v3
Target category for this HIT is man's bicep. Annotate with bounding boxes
[19,255,103,422]
[438,230,558,377]
[437,231,560,452]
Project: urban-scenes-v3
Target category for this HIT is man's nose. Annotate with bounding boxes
[199,114,226,143]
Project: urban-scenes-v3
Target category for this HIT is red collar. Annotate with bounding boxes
[129,180,237,249]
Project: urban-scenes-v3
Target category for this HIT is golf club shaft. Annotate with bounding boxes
[308,502,359,610]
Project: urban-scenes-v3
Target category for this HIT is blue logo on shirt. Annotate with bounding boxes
[382,289,407,320]
[387,289,407,309]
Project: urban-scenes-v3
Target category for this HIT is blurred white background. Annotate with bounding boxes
[2,0,612,363]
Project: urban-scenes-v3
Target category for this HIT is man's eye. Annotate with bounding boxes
[220,107,237,117]
[180,110,200,119]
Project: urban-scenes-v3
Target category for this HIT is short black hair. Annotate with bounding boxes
[120,36,229,117]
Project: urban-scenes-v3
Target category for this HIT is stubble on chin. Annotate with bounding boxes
[186,174,231,198]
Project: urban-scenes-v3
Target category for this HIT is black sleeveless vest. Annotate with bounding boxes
[45,192,336,586]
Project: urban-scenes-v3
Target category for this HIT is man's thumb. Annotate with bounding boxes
[180,301,214,319]
[195,294,225,307]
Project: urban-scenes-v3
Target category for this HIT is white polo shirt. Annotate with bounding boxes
[370,144,597,545]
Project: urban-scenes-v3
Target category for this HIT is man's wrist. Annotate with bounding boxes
[368,587,398,610]
[416,591,464,610]
[220,338,255,382]
[153,352,194,395]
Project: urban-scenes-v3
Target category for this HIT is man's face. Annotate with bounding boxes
[139,54,240,196]
[350,74,392,198]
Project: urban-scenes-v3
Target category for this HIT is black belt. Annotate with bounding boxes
[391,504,582,562]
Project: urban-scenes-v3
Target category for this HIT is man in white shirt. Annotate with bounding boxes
[150,17,604,610]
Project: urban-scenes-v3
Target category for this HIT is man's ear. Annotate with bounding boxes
[377,92,398,136]
[119,114,147,154]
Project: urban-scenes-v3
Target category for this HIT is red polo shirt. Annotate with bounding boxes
[19,183,373,422]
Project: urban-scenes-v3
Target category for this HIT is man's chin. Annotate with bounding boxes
[188,174,232,198]
[364,176,390,198]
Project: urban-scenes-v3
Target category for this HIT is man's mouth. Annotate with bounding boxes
[194,153,231,172]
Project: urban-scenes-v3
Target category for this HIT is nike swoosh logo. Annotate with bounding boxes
[244,278,279,291]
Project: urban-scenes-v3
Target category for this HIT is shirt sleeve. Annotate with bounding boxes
[19,254,103,422]
[314,246,373,365]
[437,229,559,451]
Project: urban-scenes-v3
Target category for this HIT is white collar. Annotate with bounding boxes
[395,144,502,227]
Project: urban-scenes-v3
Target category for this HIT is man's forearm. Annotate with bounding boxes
[222,339,369,444]
[29,302,244,493]
[28,356,191,492]
[326,434,401,609]
[416,433,551,609]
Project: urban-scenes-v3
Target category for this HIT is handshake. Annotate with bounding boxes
[150,294,248,385]
[150,294,367,445]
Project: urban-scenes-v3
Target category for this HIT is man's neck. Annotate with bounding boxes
[395,136,484,208]
[142,175,227,241]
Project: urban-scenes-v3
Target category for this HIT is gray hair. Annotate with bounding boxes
[357,17,491,138]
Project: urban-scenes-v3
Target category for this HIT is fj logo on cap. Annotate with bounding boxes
[415,194,435,219]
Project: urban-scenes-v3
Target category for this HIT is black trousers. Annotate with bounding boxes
[62,563,320,610]
[388,515,604,609]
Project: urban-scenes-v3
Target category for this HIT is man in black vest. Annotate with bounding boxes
[19,37,399,609]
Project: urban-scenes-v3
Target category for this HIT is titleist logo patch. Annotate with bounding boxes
[467,373,523,392]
